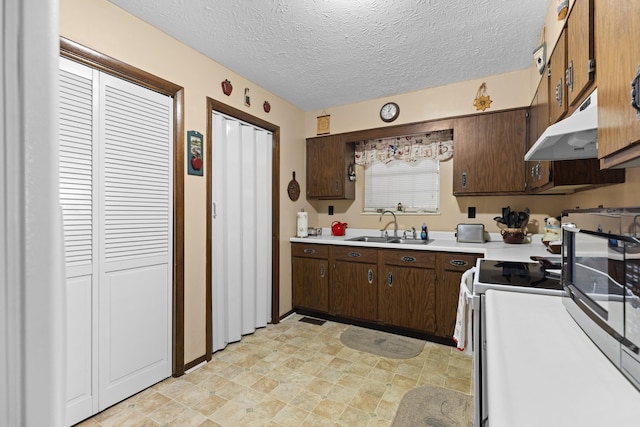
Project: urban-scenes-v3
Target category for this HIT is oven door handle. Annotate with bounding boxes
[568,285,639,354]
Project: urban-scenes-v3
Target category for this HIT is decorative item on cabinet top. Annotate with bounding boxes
[317,111,330,135]
[473,82,492,111]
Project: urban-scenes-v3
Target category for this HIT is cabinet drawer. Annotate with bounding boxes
[442,253,478,272]
[382,250,435,269]
[291,243,329,259]
[332,246,378,263]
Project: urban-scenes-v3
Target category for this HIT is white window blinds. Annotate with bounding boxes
[364,159,440,213]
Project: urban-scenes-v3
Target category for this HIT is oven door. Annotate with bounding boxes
[563,226,626,365]
[622,244,640,389]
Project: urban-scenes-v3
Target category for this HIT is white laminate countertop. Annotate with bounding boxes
[290,228,553,263]
[485,290,640,427]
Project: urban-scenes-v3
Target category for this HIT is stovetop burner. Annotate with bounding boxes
[477,260,563,290]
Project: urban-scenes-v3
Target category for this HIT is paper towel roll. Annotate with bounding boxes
[296,212,308,237]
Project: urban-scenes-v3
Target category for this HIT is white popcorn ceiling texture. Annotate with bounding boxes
[108,0,551,111]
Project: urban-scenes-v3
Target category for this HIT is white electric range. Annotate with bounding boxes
[471,258,565,426]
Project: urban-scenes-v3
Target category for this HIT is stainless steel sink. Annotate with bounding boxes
[346,236,431,245]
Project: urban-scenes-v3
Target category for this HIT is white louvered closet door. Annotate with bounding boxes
[97,73,173,409]
[59,58,173,424]
[60,57,98,426]
[211,112,272,353]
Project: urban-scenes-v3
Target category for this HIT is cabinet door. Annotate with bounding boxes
[435,253,478,338]
[379,250,436,333]
[596,0,640,167]
[332,246,378,321]
[566,0,594,107]
[454,109,527,195]
[527,69,552,191]
[306,135,355,199]
[292,257,329,312]
[549,30,568,124]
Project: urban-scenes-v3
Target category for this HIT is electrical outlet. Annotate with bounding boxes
[328,205,334,215]
[468,206,476,218]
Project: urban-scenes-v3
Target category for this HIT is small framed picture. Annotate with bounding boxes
[187,130,203,176]
[317,114,330,135]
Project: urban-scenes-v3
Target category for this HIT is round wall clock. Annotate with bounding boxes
[380,102,400,122]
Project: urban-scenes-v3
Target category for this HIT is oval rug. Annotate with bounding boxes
[339,325,425,359]
[391,385,473,427]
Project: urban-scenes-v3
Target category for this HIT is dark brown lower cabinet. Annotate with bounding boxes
[379,250,436,333]
[435,253,480,338]
[291,243,329,313]
[331,246,378,322]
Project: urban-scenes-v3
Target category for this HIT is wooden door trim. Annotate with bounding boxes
[60,37,186,377]
[205,98,281,361]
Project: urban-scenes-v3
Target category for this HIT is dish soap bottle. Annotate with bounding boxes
[421,223,428,240]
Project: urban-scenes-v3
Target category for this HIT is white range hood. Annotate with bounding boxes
[525,89,598,161]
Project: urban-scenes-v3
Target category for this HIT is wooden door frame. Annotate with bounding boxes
[60,38,187,377]
[205,98,280,361]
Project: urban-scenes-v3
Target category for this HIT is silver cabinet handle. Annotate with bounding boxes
[566,60,574,93]
[449,259,469,267]
[320,264,325,278]
[213,202,217,219]
[334,179,340,192]
[388,271,393,287]
[348,252,361,258]
[303,248,316,254]
[461,172,467,189]
[367,268,373,284]
[555,79,563,107]
[401,256,416,263]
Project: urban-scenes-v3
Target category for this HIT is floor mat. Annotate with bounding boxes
[391,386,473,427]
[339,325,425,359]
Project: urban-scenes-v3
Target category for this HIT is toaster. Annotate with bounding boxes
[456,223,485,243]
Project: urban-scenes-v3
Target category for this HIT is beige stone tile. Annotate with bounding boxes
[359,380,388,399]
[214,380,248,401]
[218,364,245,380]
[367,367,395,384]
[375,358,401,373]
[296,360,326,376]
[99,407,147,427]
[446,363,472,380]
[395,362,422,379]
[174,384,210,407]
[269,382,303,403]
[328,357,352,372]
[251,375,280,394]
[312,398,347,420]
[208,401,247,426]
[283,356,306,370]
[192,395,228,417]
[134,391,172,414]
[326,383,357,403]
[183,366,214,385]
[197,419,224,427]
[417,370,447,387]
[271,404,310,427]
[390,373,417,391]
[252,395,287,419]
[289,389,324,412]
[130,417,160,427]
[336,373,366,390]
[349,391,380,413]
[232,369,264,387]
[346,362,374,377]
[444,376,472,394]
[338,404,372,425]
[167,408,207,426]
[316,366,343,383]
[421,359,448,374]
[148,399,188,424]
[380,386,407,404]
[375,398,399,421]
[305,378,334,396]
[300,412,337,427]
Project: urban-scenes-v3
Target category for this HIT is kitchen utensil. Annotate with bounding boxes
[331,221,348,236]
[287,171,300,201]
[456,223,485,243]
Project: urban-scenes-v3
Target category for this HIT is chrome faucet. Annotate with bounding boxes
[379,210,398,238]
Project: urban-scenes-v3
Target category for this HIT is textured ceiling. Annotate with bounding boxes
[107,0,551,111]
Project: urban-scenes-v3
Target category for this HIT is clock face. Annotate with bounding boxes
[380,102,399,122]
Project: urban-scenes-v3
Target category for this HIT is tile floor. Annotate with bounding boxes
[76,314,473,427]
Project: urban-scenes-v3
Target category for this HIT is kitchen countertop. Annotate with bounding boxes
[290,228,554,263]
[485,290,640,426]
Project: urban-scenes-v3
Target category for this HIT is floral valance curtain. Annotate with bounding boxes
[355,129,453,167]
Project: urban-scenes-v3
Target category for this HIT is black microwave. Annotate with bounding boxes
[562,207,640,391]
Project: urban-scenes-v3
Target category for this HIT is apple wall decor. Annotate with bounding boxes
[221,79,232,96]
